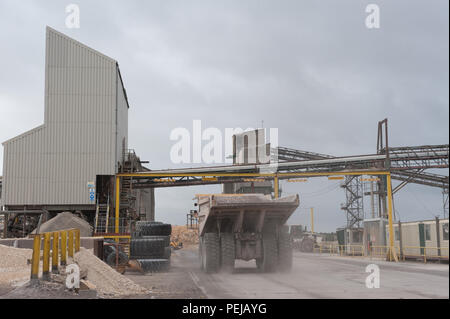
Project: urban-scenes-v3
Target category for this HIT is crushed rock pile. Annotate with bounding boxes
[74,248,149,298]
[32,212,92,237]
[0,244,32,287]
[171,225,199,245]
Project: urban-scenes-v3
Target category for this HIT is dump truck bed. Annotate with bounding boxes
[197,194,299,236]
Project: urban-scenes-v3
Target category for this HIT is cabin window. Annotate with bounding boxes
[443,223,449,241]
[425,224,431,241]
[394,226,400,241]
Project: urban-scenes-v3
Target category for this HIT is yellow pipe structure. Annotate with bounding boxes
[52,232,59,274]
[68,230,74,258]
[113,169,398,261]
[42,232,51,280]
[30,235,41,282]
[386,174,398,262]
[274,175,279,199]
[60,231,67,265]
[102,235,131,239]
[117,170,390,178]
[74,229,80,252]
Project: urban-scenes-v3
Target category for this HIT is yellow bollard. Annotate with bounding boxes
[52,232,59,274]
[68,230,74,258]
[61,231,67,265]
[42,232,51,281]
[75,229,80,252]
[30,235,41,283]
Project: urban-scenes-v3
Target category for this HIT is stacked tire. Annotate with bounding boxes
[103,239,129,267]
[130,221,172,272]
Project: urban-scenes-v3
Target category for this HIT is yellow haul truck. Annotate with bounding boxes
[196,194,299,273]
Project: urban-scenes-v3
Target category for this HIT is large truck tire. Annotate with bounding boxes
[163,246,172,259]
[130,238,166,259]
[138,223,172,236]
[278,232,293,272]
[106,251,129,267]
[137,259,170,272]
[135,221,162,232]
[261,233,278,272]
[131,231,142,238]
[141,235,171,247]
[201,233,220,273]
[220,233,235,272]
[103,239,116,261]
[300,237,314,253]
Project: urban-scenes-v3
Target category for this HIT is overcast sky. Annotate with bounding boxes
[0,0,448,231]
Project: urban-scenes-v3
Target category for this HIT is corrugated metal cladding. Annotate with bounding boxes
[1,27,129,206]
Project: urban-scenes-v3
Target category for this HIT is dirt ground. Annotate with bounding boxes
[125,245,205,299]
[2,244,447,299]
[126,246,449,299]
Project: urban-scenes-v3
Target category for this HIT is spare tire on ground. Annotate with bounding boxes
[141,235,171,247]
[106,251,129,267]
[163,246,171,259]
[130,238,166,259]
[135,221,162,232]
[131,231,142,238]
[138,223,172,236]
[137,259,170,272]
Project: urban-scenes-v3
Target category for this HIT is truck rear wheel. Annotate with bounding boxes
[202,233,220,273]
[220,233,235,272]
[278,232,293,272]
[261,234,278,272]
[199,237,204,270]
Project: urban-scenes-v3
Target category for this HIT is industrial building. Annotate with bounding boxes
[1,27,154,237]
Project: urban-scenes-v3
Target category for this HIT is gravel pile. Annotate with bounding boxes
[0,244,32,287]
[31,212,93,236]
[171,225,198,245]
[74,248,149,298]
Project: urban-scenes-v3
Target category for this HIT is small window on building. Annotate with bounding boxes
[425,224,431,241]
[394,226,399,241]
[443,223,449,241]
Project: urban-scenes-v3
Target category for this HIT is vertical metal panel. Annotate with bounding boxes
[2,27,125,206]
[116,70,129,166]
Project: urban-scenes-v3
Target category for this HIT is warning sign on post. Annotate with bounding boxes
[87,181,96,202]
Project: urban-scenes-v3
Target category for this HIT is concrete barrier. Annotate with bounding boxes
[0,236,103,252]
